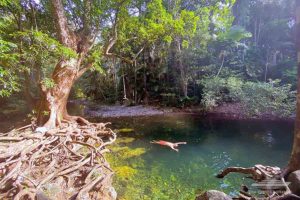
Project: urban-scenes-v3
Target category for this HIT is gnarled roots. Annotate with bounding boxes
[0,120,116,200]
[217,165,299,200]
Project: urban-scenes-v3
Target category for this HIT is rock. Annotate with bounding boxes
[287,170,300,196]
[36,191,52,200]
[95,176,117,200]
[35,127,48,134]
[98,185,117,200]
[196,190,232,200]
[107,186,117,200]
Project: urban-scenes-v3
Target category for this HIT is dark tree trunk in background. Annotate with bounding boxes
[143,64,149,105]
[288,0,300,172]
[176,39,188,98]
[23,71,35,107]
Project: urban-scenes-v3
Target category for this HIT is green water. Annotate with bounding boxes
[100,115,294,200]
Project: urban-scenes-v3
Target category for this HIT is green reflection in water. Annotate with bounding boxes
[104,115,293,200]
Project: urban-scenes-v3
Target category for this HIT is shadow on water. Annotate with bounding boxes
[99,115,294,200]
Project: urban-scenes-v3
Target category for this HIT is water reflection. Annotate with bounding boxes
[262,131,276,146]
[104,115,293,200]
[212,151,233,171]
[253,131,276,147]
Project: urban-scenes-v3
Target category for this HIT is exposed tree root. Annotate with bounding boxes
[0,120,116,200]
[217,165,281,181]
[217,165,300,200]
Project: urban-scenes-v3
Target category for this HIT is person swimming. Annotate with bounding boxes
[150,140,187,152]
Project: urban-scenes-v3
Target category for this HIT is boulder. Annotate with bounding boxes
[196,190,232,200]
[287,170,300,196]
[99,186,117,200]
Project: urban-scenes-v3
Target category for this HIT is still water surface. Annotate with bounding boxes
[98,115,293,200]
[0,112,293,199]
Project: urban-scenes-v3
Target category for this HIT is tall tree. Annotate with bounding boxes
[36,0,121,128]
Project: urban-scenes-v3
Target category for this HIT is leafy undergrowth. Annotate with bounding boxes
[200,77,295,117]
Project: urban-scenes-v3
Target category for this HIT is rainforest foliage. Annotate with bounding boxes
[0,0,297,117]
[1,1,300,199]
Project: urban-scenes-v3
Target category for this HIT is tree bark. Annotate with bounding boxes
[288,0,300,172]
[37,58,88,128]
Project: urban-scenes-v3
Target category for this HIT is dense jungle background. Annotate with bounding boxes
[0,0,297,119]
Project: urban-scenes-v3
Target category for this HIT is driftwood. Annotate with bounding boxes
[217,165,300,200]
[0,121,116,200]
[217,165,281,181]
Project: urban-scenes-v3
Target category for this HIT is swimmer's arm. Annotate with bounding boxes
[175,142,187,145]
[170,146,179,152]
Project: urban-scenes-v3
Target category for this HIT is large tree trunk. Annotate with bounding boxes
[288,0,300,172]
[37,58,81,128]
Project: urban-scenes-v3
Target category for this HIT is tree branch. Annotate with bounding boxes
[51,0,77,49]
[217,165,281,181]
[82,0,92,33]
[133,46,145,61]
[103,24,144,64]
[216,166,262,180]
[76,45,144,80]
[76,62,93,79]
[103,18,118,57]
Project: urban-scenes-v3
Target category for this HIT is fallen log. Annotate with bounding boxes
[217,165,281,181]
[217,164,300,200]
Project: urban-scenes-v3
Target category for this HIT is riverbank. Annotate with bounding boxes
[81,102,295,122]
[84,105,173,118]
[0,101,294,133]
[205,103,295,122]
